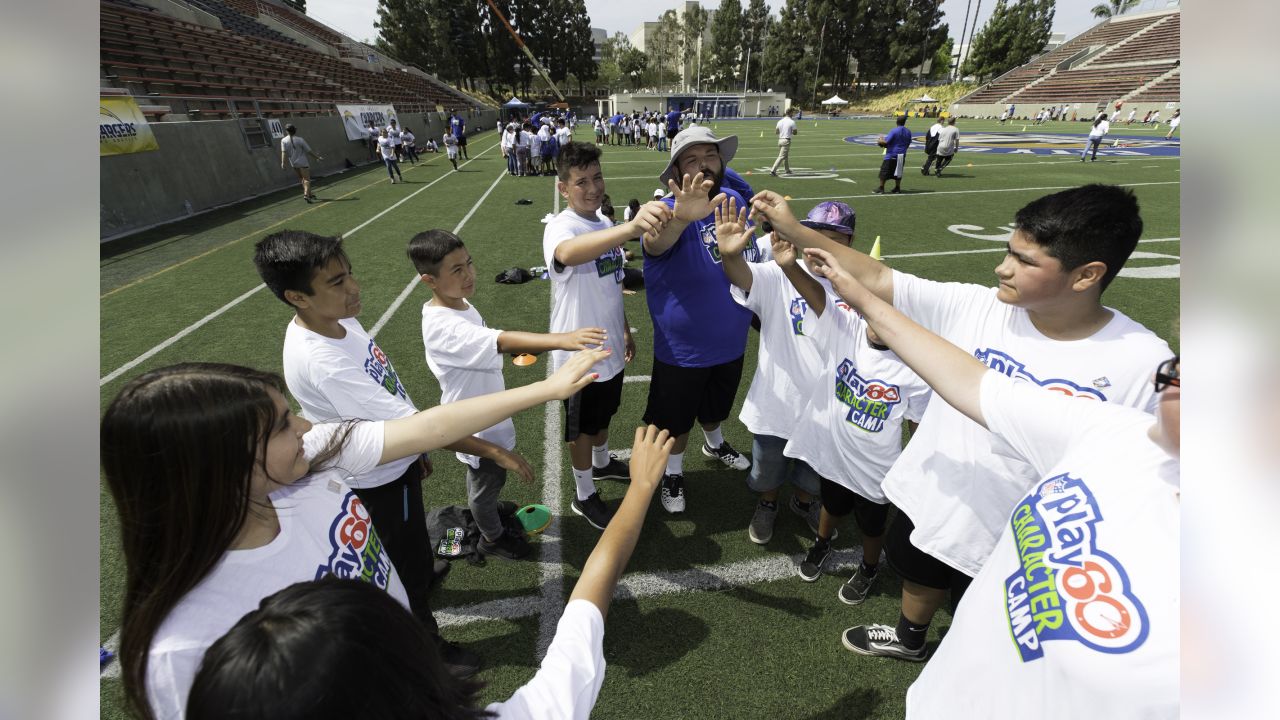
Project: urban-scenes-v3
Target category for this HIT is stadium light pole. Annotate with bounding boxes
[810,17,827,108]
[742,25,754,104]
[917,0,940,86]
[953,0,974,83]
[959,0,983,79]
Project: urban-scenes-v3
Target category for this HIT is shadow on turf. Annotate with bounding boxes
[603,604,709,677]
[801,687,886,720]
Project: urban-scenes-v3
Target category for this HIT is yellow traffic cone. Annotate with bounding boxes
[870,236,882,261]
[760,131,764,137]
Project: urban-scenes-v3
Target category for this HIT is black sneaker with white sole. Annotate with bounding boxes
[798,540,832,582]
[571,492,614,530]
[659,473,686,513]
[701,441,749,470]
[841,624,927,662]
[592,456,630,482]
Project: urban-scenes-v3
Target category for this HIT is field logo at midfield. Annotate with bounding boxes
[945,224,1181,279]
[845,132,1180,157]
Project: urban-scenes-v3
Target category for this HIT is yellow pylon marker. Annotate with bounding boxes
[1021,125,1027,132]
[869,236,883,261]
[760,131,764,137]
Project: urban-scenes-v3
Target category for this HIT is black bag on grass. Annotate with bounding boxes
[495,267,533,284]
[426,502,521,565]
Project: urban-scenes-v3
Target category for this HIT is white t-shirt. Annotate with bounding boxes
[377,136,396,160]
[1089,120,1110,138]
[420,301,516,468]
[936,125,960,156]
[1169,115,1180,128]
[402,130,415,146]
[501,129,515,150]
[282,317,417,488]
[280,135,312,168]
[530,129,543,155]
[906,373,1178,719]
[556,126,572,146]
[542,209,627,382]
[731,262,825,439]
[386,125,402,145]
[145,422,408,720]
[927,122,944,143]
[783,301,930,502]
[882,270,1171,576]
[486,599,606,719]
[775,116,797,140]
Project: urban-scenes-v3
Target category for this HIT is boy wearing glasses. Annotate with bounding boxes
[749,184,1172,662]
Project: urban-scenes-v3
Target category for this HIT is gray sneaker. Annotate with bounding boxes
[841,624,927,662]
[748,500,778,544]
[837,566,877,605]
[702,441,750,470]
[789,496,836,540]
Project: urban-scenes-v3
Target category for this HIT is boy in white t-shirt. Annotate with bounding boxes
[254,230,537,675]
[542,141,673,529]
[443,132,459,172]
[750,184,1171,661]
[713,199,856,546]
[408,229,607,549]
[801,251,1179,720]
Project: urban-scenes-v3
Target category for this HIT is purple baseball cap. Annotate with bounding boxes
[799,201,855,236]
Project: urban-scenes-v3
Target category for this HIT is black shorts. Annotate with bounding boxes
[885,510,973,597]
[819,477,889,537]
[667,127,679,140]
[457,134,467,146]
[879,156,904,181]
[643,356,744,436]
[563,370,624,441]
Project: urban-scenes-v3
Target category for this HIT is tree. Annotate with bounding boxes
[889,0,949,83]
[648,10,682,88]
[375,0,435,71]
[708,0,745,90]
[742,0,773,90]
[619,47,649,88]
[1092,0,1139,19]
[761,0,814,99]
[961,0,1055,81]
[846,1,897,92]
[680,4,709,90]
[928,36,954,79]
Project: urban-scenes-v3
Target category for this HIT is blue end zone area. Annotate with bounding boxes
[844,132,1181,157]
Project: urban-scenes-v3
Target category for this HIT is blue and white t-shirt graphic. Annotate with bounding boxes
[834,359,902,433]
[1004,473,1150,662]
[975,348,1107,401]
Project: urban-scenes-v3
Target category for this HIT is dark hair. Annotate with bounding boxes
[284,124,297,135]
[1093,113,1106,127]
[896,115,907,126]
[102,363,351,720]
[948,117,957,125]
[253,231,349,307]
[600,194,615,220]
[556,141,603,181]
[1013,184,1142,291]
[188,577,492,720]
[627,198,640,218]
[407,229,467,276]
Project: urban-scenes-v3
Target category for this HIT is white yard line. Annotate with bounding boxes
[602,157,1180,182]
[786,180,1179,203]
[883,236,1179,261]
[100,141,500,387]
[536,181,566,659]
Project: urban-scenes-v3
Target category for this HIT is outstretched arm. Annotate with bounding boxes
[497,327,607,355]
[644,172,725,257]
[444,436,535,482]
[751,190,894,304]
[555,201,672,266]
[380,348,609,463]
[803,247,988,427]
[568,425,674,618]
[775,237,826,317]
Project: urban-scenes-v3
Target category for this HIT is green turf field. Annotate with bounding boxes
[99,116,1180,718]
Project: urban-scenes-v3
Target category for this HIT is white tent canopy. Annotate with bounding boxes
[912,94,939,103]
[820,95,848,105]
[503,97,531,107]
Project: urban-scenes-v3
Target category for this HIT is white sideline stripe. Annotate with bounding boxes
[368,169,507,337]
[884,236,1179,261]
[602,157,1180,182]
[434,548,870,629]
[99,141,500,387]
[101,630,121,677]
[785,180,1179,203]
[623,374,650,383]
[537,182,565,659]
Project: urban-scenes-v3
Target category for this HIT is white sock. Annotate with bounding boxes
[665,452,684,477]
[703,426,724,449]
[572,467,596,501]
[592,443,610,469]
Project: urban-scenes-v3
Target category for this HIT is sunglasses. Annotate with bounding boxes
[1154,356,1180,393]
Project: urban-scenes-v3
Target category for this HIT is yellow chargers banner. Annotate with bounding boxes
[100,96,159,156]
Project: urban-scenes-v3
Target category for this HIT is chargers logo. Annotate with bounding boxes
[317,492,393,590]
[1003,474,1149,661]
[974,348,1106,400]
[365,340,408,400]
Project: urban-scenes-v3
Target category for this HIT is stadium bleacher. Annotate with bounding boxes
[99,0,488,120]
[958,9,1179,110]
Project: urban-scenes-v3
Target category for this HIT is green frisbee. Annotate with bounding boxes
[517,504,553,535]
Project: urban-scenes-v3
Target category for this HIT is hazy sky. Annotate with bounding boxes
[307,0,1176,50]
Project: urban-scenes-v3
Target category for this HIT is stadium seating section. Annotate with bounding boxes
[960,9,1179,109]
[100,0,486,120]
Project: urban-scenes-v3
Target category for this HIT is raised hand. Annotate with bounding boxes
[668,171,726,223]
[803,247,865,304]
[748,190,799,238]
[627,425,674,494]
[545,348,610,399]
[772,235,797,268]
[563,327,608,350]
[630,201,673,244]
[713,195,754,258]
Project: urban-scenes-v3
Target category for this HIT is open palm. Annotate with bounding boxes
[713,196,753,257]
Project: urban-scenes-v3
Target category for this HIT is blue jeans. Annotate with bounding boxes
[1082,137,1102,160]
[383,157,402,178]
[745,434,820,495]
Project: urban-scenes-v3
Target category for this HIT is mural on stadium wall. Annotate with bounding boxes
[845,133,1181,157]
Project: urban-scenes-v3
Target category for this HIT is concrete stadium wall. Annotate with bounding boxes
[101,109,498,240]
[950,100,1180,122]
